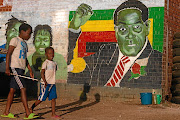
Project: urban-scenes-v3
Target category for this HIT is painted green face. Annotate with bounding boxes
[6,22,22,49]
[34,30,51,55]
[115,9,150,56]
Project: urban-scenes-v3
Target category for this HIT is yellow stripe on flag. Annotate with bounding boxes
[148,18,153,46]
[81,20,114,32]
[81,19,153,45]
[68,20,115,32]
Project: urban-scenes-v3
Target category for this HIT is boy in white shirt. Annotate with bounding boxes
[30,47,60,119]
[1,23,39,119]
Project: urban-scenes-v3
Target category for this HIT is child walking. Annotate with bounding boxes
[1,23,39,119]
[30,47,60,119]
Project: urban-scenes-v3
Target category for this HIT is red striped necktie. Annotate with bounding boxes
[106,55,130,87]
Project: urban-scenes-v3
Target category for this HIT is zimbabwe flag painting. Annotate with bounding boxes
[69,7,164,58]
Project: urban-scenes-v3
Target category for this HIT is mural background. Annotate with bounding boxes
[0,0,165,94]
[67,0,164,88]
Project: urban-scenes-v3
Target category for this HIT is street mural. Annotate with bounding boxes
[25,24,67,80]
[67,0,164,88]
[0,16,26,72]
[0,0,164,90]
[0,18,67,80]
[0,16,67,96]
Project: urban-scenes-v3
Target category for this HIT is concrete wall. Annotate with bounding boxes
[55,83,162,102]
[0,0,165,99]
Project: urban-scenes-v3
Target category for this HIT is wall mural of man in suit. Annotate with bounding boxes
[68,0,162,88]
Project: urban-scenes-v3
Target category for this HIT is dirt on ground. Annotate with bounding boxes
[0,97,180,120]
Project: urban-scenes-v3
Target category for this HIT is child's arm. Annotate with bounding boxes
[26,58,34,78]
[5,45,15,76]
[41,69,48,87]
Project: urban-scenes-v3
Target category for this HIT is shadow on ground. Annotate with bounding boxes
[16,83,100,119]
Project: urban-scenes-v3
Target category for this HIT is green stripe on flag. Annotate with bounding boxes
[149,7,164,53]
[69,9,114,21]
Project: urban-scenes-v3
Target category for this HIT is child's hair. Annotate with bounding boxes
[45,47,54,53]
[19,23,32,33]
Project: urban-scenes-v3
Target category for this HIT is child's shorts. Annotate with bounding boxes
[10,68,26,89]
[38,84,57,101]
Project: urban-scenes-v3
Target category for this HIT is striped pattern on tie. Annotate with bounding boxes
[106,55,130,87]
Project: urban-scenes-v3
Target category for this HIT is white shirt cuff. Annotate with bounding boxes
[67,64,74,72]
[69,28,81,33]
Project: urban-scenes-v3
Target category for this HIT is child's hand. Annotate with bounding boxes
[29,71,34,79]
[45,81,48,88]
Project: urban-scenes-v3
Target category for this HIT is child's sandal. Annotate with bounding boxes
[23,113,39,119]
[1,113,17,118]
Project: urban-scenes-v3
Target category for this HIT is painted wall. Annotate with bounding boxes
[0,0,165,91]
[67,0,164,89]
[0,0,68,82]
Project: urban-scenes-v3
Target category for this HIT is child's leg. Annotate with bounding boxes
[3,88,16,115]
[51,98,56,116]
[48,84,59,118]
[51,99,60,119]
[30,100,42,113]
[29,83,48,113]
[20,88,31,117]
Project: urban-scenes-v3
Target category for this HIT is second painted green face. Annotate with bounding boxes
[115,9,150,56]
[6,22,22,49]
[34,30,51,55]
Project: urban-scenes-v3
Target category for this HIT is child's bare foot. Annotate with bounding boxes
[51,115,60,119]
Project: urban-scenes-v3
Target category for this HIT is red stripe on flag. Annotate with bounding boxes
[79,31,117,42]
[78,31,117,57]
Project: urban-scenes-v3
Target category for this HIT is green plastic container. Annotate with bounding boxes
[156,94,162,104]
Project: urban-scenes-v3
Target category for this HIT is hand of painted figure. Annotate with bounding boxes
[69,3,93,30]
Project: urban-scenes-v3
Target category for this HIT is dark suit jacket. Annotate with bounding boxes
[68,31,162,89]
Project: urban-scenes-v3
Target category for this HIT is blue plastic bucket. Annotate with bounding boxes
[140,93,152,105]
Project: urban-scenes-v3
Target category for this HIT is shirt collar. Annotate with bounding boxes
[17,36,24,41]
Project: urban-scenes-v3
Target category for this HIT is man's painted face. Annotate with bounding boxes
[34,29,51,55]
[115,9,150,56]
[6,22,22,48]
